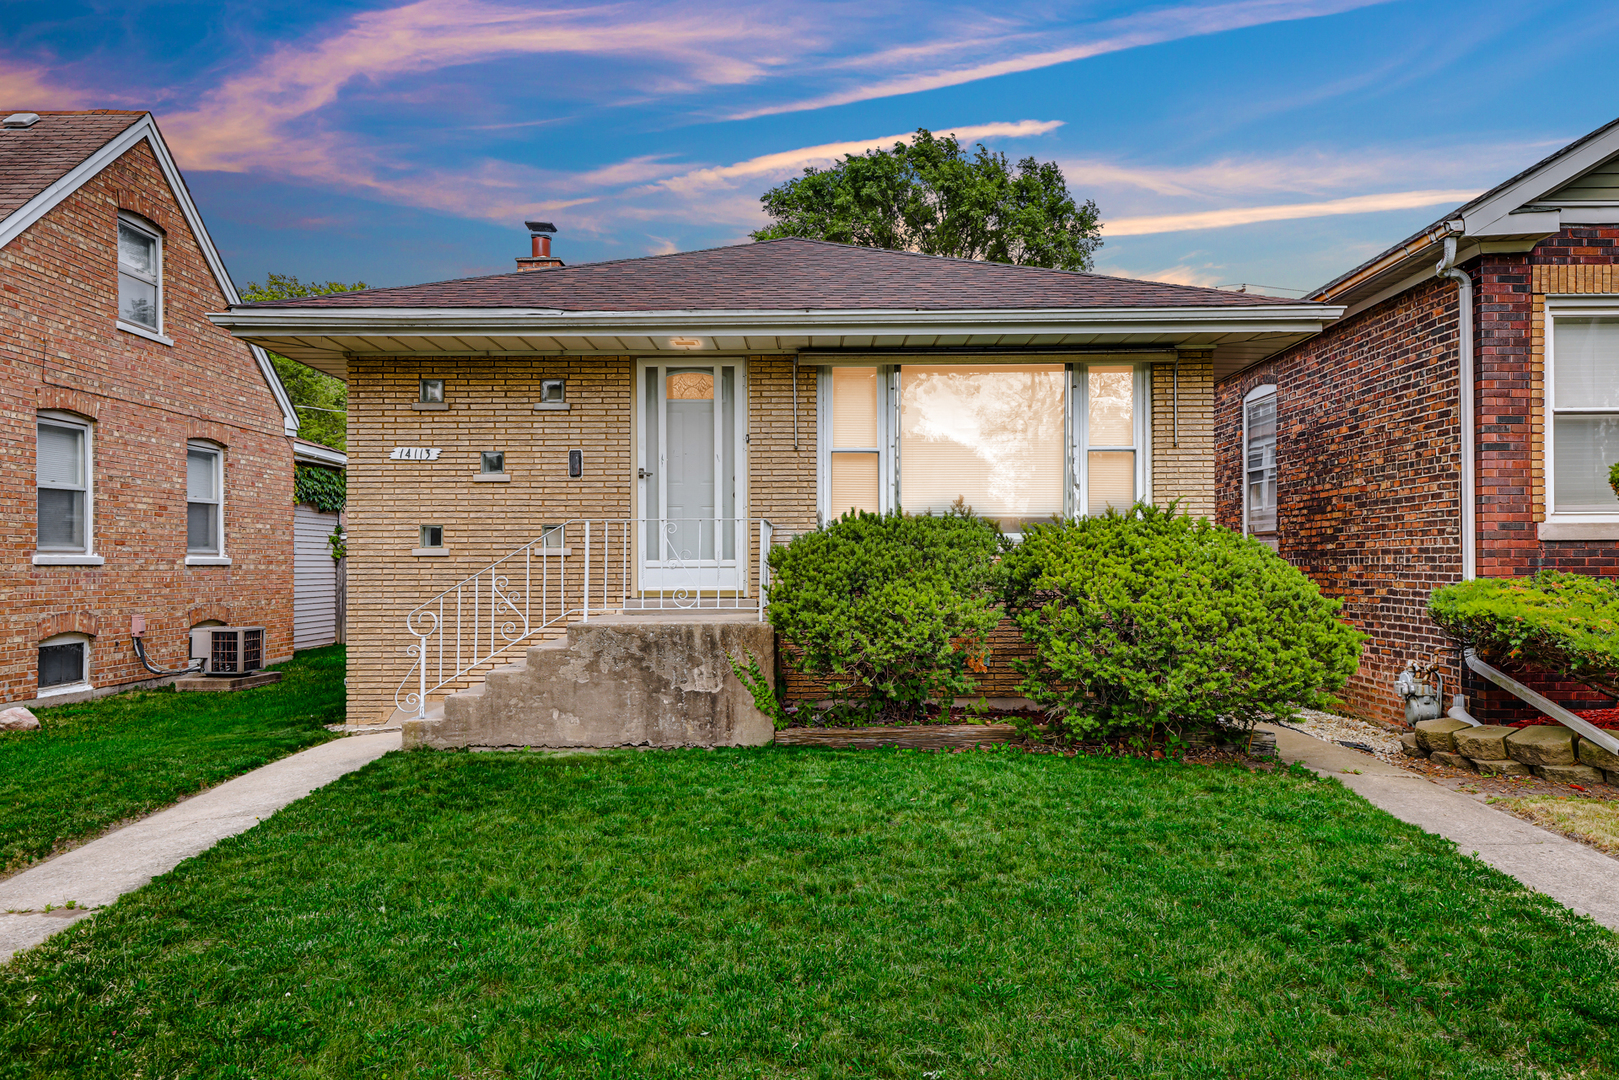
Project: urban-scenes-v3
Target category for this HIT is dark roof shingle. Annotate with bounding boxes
[242,238,1300,313]
[0,110,144,220]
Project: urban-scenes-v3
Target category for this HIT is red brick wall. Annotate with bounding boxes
[1215,228,1619,726]
[0,138,294,704]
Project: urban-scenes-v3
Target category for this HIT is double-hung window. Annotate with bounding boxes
[37,415,94,560]
[818,362,1146,533]
[1547,311,1619,523]
[1243,386,1279,538]
[186,442,224,559]
[117,214,162,334]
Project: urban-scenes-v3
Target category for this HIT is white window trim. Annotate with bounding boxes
[1543,297,1619,535]
[116,212,164,337]
[1241,384,1279,538]
[35,411,98,563]
[185,440,228,563]
[817,361,1151,531]
[37,632,93,697]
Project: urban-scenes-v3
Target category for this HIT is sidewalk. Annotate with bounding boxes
[0,729,401,964]
[1274,726,1619,931]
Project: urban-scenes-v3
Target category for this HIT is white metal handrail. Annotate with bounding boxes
[396,517,776,718]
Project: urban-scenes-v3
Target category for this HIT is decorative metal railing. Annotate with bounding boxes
[396,517,775,718]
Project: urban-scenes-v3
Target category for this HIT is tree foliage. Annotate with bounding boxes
[997,505,1363,739]
[752,128,1102,271]
[241,274,368,452]
[1430,571,1619,698]
[766,508,1004,724]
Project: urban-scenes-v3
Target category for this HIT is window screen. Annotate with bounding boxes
[38,421,87,550]
[39,640,86,689]
[899,365,1066,531]
[1245,394,1278,534]
[1552,318,1619,513]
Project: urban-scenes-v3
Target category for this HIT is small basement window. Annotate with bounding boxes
[535,378,568,411]
[38,633,91,694]
[420,525,444,548]
[481,451,505,474]
[420,379,444,404]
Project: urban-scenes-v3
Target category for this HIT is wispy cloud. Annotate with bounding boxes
[731,0,1393,119]
[0,62,91,108]
[1105,189,1479,235]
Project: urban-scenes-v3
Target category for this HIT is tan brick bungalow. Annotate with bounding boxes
[213,236,1342,734]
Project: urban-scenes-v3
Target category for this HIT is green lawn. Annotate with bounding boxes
[0,646,343,875]
[3,747,1615,1079]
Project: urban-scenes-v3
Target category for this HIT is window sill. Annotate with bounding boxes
[117,320,174,346]
[32,553,104,566]
[473,473,511,483]
[412,547,450,557]
[533,402,571,411]
[185,555,232,566]
[411,402,449,411]
[36,681,93,698]
[1538,519,1619,541]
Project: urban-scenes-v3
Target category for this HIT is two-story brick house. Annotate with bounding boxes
[1214,115,1619,726]
[1,109,300,706]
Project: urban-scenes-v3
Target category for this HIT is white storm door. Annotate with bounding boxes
[639,362,743,594]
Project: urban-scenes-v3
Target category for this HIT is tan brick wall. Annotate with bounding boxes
[1149,352,1215,519]
[0,139,294,704]
[347,354,817,722]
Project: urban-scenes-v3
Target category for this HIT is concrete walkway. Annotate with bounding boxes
[0,730,401,964]
[1274,727,1619,930]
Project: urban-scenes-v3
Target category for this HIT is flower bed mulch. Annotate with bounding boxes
[1509,707,1619,729]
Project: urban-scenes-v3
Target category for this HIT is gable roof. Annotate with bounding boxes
[1310,115,1619,311]
[0,110,298,436]
[244,238,1301,313]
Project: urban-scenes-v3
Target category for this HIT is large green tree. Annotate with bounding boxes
[240,274,367,452]
[752,128,1103,270]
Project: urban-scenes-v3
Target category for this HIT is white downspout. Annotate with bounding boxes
[1437,230,1476,581]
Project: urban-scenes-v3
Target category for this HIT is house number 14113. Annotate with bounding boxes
[389,447,442,461]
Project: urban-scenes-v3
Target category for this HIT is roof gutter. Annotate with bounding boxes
[1436,225,1476,581]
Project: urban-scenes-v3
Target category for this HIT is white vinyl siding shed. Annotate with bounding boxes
[294,502,342,649]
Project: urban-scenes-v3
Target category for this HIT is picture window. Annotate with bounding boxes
[117,215,161,331]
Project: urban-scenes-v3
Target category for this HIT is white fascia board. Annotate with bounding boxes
[210,304,1344,343]
[292,440,348,467]
[1460,126,1619,234]
[0,114,301,436]
[1462,207,1561,239]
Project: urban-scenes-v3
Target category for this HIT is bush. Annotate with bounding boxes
[766,508,1003,723]
[997,505,1363,740]
[1429,570,1619,698]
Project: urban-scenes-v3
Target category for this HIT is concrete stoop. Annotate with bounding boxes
[402,612,776,750]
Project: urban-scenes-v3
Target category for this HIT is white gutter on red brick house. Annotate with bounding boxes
[1436,227,1476,582]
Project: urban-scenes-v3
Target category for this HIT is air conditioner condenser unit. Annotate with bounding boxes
[189,626,266,675]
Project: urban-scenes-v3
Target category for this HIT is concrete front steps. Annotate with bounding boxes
[402,611,776,750]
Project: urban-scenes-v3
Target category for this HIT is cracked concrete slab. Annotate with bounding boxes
[0,729,400,965]
[1275,726,1619,930]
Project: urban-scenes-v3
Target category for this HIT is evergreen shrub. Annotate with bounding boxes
[1429,571,1619,698]
[997,505,1363,740]
[766,509,1003,723]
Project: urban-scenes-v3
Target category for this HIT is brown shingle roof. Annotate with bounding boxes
[0,110,145,221]
[242,238,1300,312]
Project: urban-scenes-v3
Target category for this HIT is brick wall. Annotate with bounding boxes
[1151,352,1215,518]
[346,354,819,723]
[1214,227,1619,726]
[0,139,294,705]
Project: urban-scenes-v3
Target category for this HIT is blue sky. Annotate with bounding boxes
[5,0,1619,294]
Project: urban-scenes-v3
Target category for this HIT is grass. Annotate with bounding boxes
[1490,794,1619,857]
[2,747,1616,1079]
[0,646,343,876]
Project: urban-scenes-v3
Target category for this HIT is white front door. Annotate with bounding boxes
[638,361,745,595]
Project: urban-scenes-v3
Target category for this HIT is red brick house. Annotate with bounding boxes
[1215,116,1619,726]
[1,109,299,706]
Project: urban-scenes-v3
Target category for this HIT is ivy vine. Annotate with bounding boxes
[294,464,346,512]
